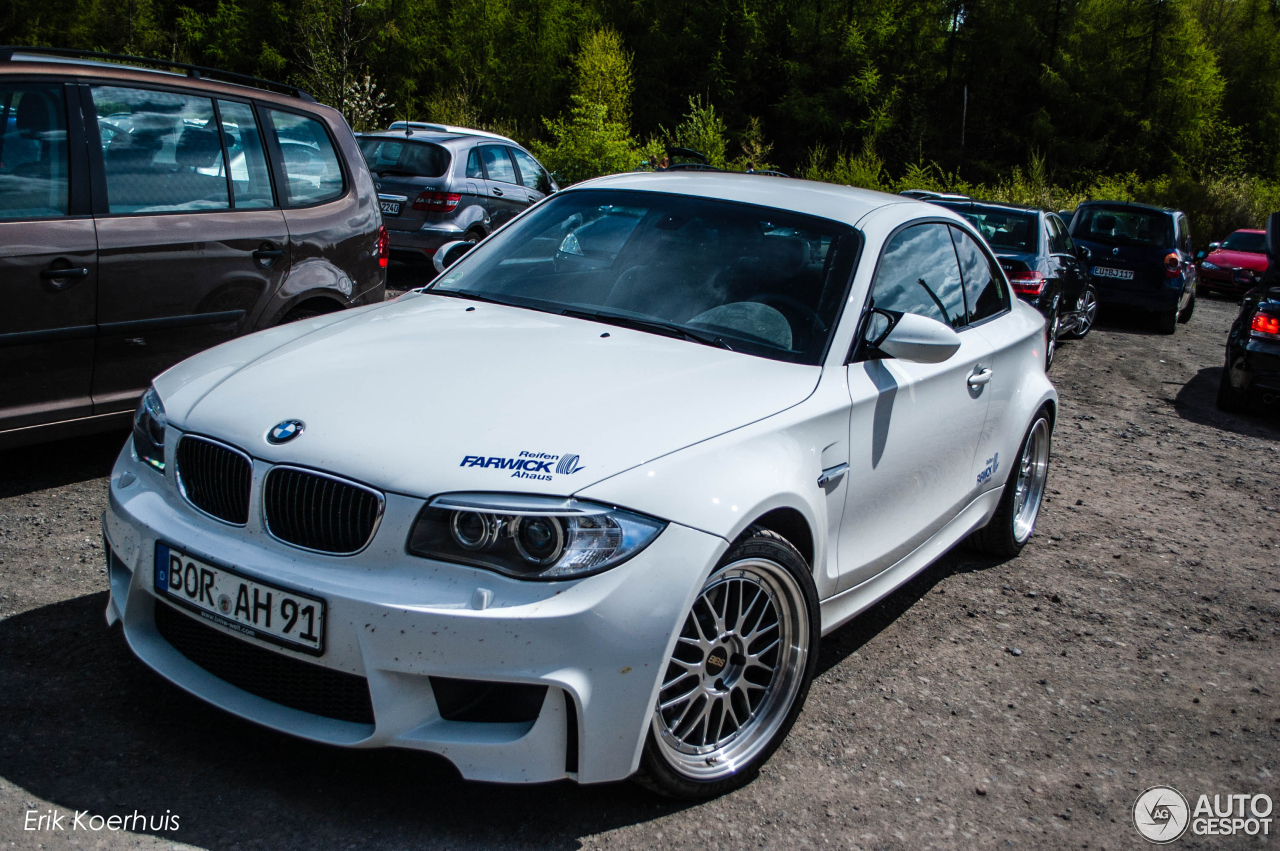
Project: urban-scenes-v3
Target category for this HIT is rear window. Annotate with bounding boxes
[937,203,1038,253]
[1071,206,1173,248]
[358,137,451,178]
[1221,231,1267,254]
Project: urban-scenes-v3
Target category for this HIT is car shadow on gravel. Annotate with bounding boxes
[816,548,1002,676]
[0,593,695,849]
[0,429,129,499]
[1173,367,1280,437]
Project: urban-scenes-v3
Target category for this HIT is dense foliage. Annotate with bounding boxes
[4,0,1279,240]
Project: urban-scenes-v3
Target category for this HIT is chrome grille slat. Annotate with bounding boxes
[175,435,252,525]
[263,466,383,555]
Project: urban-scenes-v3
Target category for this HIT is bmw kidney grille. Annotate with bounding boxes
[175,435,253,525]
[262,466,384,555]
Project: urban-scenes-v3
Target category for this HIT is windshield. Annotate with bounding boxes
[428,189,860,364]
[1071,205,1173,248]
[938,203,1038,253]
[358,137,451,178]
[1220,231,1267,254]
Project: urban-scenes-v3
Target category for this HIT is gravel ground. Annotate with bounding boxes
[0,294,1276,850]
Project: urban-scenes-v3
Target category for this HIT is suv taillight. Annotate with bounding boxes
[1251,311,1280,338]
[413,192,462,213]
[1164,252,1181,277]
[376,225,389,269]
[1009,270,1045,297]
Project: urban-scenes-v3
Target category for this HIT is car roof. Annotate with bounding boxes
[567,171,916,228]
[0,51,317,109]
[384,122,518,145]
[1229,228,1265,235]
[932,198,1045,215]
[1078,199,1178,215]
[361,130,520,150]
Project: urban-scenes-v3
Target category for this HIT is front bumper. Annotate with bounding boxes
[103,436,725,785]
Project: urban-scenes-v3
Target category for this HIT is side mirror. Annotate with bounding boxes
[1267,212,1280,260]
[432,240,475,275]
[1195,250,1207,262]
[1075,245,1091,261]
[866,309,962,364]
[1208,241,1221,251]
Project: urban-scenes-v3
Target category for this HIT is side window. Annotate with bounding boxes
[466,147,484,179]
[869,223,967,329]
[951,226,1010,324]
[0,83,69,220]
[265,109,343,206]
[92,85,229,214]
[1178,216,1192,253]
[217,101,274,209]
[1047,216,1071,254]
[479,145,517,185]
[510,147,550,194]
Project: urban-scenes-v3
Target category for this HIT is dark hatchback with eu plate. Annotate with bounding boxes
[1066,201,1197,334]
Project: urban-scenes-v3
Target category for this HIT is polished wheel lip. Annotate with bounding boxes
[651,558,808,781]
[1012,418,1050,542]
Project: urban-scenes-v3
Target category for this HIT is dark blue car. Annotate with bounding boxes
[1066,201,1197,334]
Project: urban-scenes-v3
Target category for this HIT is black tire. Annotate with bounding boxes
[1156,308,1178,335]
[969,408,1053,558]
[632,526,820,799]
[1216,363,1250,413]
[1065,285,1097,339]
[1178,292,1195,324]
[278,306,325,324]
[464,228,485,245]
[1044,305,1060,371]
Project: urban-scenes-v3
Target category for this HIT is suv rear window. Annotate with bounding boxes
[358,137,450,178]
[1071,205,1173,248]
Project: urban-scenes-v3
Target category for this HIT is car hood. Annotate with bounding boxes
[158,293,821,500]
[1206,249,1269,271]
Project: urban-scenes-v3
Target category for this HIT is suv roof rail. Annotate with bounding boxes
[0,45,316,101]
[385,121,516,144]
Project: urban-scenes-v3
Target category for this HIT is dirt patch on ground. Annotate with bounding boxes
[0,295,1276,850]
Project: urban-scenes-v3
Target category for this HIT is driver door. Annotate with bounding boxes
[837,222,993,591]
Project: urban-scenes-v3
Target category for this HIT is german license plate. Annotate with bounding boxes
[1093,266,1133,280]
[379,200,401,216]
[155,542,325,655]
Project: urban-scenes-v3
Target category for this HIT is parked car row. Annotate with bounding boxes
[901,192,1198,370]
[1217,213,1280,412]
[0,46,386,449]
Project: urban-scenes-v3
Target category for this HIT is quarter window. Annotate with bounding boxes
[92,85,229,214]
[265,110,343,206]
[510,147,551,194]
[869,223,967,329]
[0,84,69,220]
[951,226,1010,324]
[479,145,517,185]
[466,148,484,179]
[216,101,274,209]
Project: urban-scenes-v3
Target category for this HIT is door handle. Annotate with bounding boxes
[252,244,285,266]
[40,266,89,279]
[492,187,504,197]
[968,368,994,387]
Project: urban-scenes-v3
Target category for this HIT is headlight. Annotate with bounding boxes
[133,386,167,472]
[1201,261,1219,270]
[407,493,666,580]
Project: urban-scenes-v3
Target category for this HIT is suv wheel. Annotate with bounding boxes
[633,527,819,799]
[1156,308,1178,335]
[1178,292,1196,324]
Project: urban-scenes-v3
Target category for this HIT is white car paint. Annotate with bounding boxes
[103,171,1056,787]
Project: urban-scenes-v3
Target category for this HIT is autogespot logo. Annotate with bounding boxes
[267,420,305,445]
[1133,786,1190,843]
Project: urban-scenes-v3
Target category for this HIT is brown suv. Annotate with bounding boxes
[0,47,386,449]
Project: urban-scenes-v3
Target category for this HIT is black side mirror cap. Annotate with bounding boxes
[1075,245,1091,260]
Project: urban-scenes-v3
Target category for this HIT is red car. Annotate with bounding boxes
[1198,229,1270,295]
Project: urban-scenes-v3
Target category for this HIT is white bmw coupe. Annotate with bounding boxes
[104,172,1056,798]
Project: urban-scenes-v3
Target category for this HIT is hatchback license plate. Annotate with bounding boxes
[155,542,325,654]
[1093,266,1133,280]
[379,200,401,216]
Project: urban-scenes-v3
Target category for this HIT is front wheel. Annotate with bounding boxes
[969,409,1052,558]
[634,527,819,799]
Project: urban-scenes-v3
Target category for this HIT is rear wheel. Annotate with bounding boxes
[1044,305,1060,371]
[1156,308,1178,335]
[1216,361,1250,413]
[969,409,1052,558]
[279,306,325,324]
[634,527,819,799]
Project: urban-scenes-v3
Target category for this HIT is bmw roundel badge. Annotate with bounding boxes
[267,420,305,444]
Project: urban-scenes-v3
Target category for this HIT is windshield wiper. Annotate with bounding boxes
[561,308,734,351]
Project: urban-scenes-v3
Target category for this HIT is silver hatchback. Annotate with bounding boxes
[358,123,558,278]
